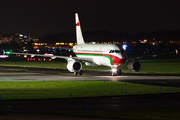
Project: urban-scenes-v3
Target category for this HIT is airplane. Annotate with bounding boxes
[5,13,143,76]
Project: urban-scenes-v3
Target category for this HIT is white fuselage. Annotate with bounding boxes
[73,43,127,67]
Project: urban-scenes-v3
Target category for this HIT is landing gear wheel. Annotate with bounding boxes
[74,70,83,76]
[74,72,78,76]
[118,69,122,75]
[79,70,83,76]
[111,67,121,76]
[112,72,117,76]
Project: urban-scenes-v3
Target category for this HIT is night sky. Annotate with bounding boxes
[0,0,180,37]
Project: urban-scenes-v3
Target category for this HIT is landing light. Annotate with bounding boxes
[111,68,117,73]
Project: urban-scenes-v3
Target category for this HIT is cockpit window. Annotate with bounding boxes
[109,50,120,53]
[109,50,114,53]
[115,50,120,53]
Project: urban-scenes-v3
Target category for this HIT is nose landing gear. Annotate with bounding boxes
[111,66,121,76]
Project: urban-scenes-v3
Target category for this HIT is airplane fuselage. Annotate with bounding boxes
[73,43,127,67]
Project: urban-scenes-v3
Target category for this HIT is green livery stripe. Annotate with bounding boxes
[76,54,113,65]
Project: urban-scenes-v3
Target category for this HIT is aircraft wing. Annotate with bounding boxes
[5,51,93,63]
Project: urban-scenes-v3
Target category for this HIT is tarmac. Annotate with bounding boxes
[0,66,180,120]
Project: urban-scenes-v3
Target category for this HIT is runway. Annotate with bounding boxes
[0,66,180,84]
[0,66,180,120]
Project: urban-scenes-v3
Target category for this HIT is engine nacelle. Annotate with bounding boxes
[127,60,142,72]
[67,61,82,72]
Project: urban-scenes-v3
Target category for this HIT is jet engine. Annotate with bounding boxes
[127,59,142,72]
[67,61,82,72]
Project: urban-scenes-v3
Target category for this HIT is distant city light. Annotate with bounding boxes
[19,34,23,37]
[36,49,40,53]
[23,49,28,52]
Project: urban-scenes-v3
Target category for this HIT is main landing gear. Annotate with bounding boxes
[111,67,121,76]
[74,70,83,76]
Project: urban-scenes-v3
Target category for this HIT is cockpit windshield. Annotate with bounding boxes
[109,50,120,53]
[109,49,124,54]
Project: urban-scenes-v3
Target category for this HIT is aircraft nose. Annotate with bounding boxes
[112,56,127,66]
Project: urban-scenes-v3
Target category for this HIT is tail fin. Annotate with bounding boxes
[75,13,85,44]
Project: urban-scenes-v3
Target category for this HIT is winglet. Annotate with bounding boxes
[75,13,85,44]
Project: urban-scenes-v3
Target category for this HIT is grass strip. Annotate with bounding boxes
[0,81,179,100]
[0,59,180,74]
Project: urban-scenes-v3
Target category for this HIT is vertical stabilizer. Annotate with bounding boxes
[75,13,85,44]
